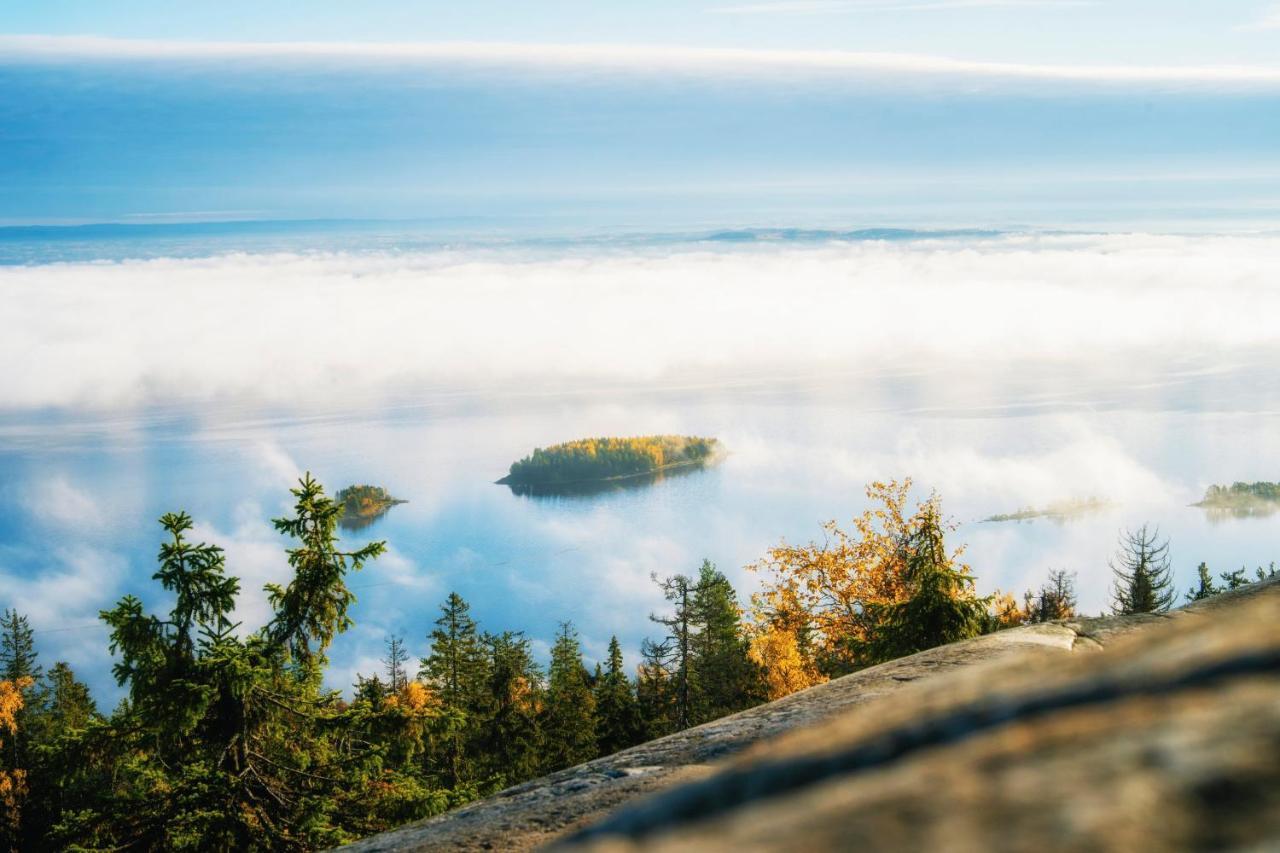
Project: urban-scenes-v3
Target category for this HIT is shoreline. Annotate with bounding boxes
[496,458,710,488]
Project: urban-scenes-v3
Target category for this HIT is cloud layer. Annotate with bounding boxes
[6,233,1280,412]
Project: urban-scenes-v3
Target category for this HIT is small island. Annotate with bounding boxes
[1194,481,1280,518]
[498,435,720,492]
[981,496,1111,524]
[335,484,406,530]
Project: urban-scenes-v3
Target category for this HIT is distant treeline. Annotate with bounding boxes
[0,476,1272,850]
[499,436,718,486]
[981,496,1110,524]
[1196,481,1280,508]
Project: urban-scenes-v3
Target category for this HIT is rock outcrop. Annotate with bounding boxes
[340,578,1279,852]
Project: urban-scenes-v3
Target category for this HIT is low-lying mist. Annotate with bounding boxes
[6,232,1280,413]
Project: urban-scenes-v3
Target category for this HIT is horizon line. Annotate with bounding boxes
[5,35,1280,90]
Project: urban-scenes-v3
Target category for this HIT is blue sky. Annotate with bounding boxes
[3,2,1280,226]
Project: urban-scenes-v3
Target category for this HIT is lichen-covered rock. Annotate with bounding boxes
[338,578,1278,852]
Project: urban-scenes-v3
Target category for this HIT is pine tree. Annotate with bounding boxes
[35,663,95,734]
[0,611,40,685]
[540,623,596,772]
[1220,566,1251,589]
[1110,524,1175,614]
[0,610,42,776]
[689,561,763,722]
[593,637,641,756]
[1186,562,1221,602]
[636,641,677,739]
[1023,569,1078,622]
[418,592,488,787]
[384,635,409,692]
[867,501,989,662]
[647,573,696,731]
[267,472,387,669]
[72,477,390,849]
[478,631,542,785]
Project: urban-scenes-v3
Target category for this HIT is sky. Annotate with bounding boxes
[3,2,1280,226]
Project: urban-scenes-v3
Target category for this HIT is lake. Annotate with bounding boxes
[2,222,1277,701]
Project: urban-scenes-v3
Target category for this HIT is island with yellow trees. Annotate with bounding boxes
[498,435,720,490]
[335,484,406,529]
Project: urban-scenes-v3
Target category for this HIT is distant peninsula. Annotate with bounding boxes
[981,496,1111,524]
[498,435,720,490]
[335,484,406,530]
[1194,482,1280,517]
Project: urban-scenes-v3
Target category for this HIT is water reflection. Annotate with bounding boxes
[500,460,710,499]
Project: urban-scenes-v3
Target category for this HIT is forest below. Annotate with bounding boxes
[0,477,1274,850]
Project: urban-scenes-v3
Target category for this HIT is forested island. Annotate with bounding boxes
[335,484,406,529]
[498,435,720,490]
[981,496,1110,524]
[1194,481,1280,517]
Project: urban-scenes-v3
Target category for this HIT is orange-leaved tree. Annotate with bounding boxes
[0,676,33,845]
[748,479,973,685]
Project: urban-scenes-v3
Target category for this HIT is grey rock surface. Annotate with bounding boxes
[339,578,1278,852]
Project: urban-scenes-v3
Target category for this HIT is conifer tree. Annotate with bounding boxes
[593,636,641,756]
[647,573,696,731]
[636,642,677,739]
[67,476,389,849]
[477,631,542,785]
[867,500,989,662]
[384,635,409,692]
[1186,562,1221,602]
[690,561,763,721]
[1219,566,1250,589]
[0,610,41,779]
[1109,524,1175,614]
[540,623,596,772]
[419,593,488,787]
[1023,569,1078,622]
[267,472,387,669]
[0,611,39,685]
[35,663,95,735]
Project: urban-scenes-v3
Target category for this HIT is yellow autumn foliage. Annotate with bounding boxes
[0,677,33,839]
[748,625,826,701]
[989,590,1025,629]
[748,479,970,684]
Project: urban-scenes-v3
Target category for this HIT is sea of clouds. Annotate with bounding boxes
[5,231,1280,413]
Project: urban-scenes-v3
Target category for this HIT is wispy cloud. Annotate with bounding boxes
[2,35,1279,90]
[714,0,1094,16]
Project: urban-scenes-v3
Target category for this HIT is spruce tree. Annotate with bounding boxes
[1220,566,1251,589]
[0,610,40,684]
[419,592,488,787]
[1109,524,1175,614]
[648,573,696,731]
[593,636,641,756]
[478,631,542,785]
[384,635,409,692]
[690,561,763,721]
[36,662,95,734]
[540,623,596,772]
[1024,569,1078,622]
[74,477,390,849]
[1186,562,1221,602]
[636,641,677,739]
[0,609,42,773]
[867,502,989,662]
